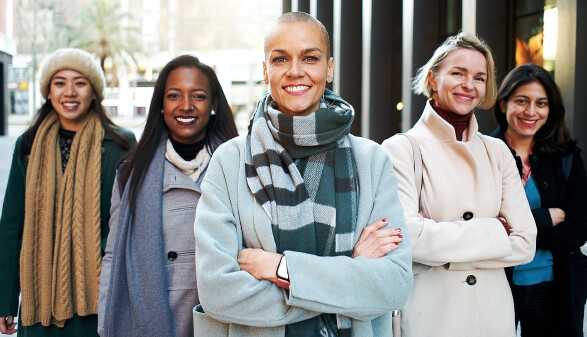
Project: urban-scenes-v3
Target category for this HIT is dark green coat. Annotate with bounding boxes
[0,126,135,337]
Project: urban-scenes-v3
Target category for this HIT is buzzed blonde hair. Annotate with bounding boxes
[264,11,331,58]
[412,31,497,110]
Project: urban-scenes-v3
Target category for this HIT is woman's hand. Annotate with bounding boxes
[352,219,403,259]
[0,316,17,335]
[237,248,282,283]
[549,208,565,226]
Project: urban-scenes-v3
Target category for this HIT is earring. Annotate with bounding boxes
[160,108,164,114]
[211,109,216,116]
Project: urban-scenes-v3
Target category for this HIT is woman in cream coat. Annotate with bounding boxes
[382,32,537,336]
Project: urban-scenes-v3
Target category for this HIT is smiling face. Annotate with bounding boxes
[429,48,488,115]
[501,81,549,142]
[263,21,333,116]
[48,69,95,131]
[163,67,213,144]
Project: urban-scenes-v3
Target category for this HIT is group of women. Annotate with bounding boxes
[0,10,585,337]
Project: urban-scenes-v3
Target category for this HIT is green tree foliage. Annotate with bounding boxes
[61,0,141,86]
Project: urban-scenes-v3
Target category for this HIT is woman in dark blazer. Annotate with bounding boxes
[491,63,587,337]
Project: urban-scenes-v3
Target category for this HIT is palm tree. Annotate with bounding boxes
[62,0,141,86]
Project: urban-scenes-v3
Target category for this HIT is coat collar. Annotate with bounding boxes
[163,159,203,194]
[411,100,479,143]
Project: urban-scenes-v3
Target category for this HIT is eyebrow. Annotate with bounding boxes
[452,66,487,76]
[270,47,324,54]
[166,88,209,94]
[52,75,89,81]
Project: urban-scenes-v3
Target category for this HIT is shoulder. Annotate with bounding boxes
[211,135,246,160]
[104,125,136,143]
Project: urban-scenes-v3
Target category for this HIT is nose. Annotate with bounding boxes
[461,76,474,90]
[65,82,76,96]
[286,60,304,78]
[526,103,537,116]
[180,95,193,111]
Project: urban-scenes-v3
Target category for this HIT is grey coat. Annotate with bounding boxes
[98,159,203,337]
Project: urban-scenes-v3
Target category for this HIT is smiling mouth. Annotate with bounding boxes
[62,102,80,110]
[284,85,310,95]
[176,116,197,125]
[454,93,475,102]
[519,119,538,126]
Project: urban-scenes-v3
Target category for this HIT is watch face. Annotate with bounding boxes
[277,256,289,281]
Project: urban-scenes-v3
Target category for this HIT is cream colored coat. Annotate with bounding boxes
[381,101,537,337]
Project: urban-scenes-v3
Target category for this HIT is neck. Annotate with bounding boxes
[504,129,534,155]
[431,101,473,141]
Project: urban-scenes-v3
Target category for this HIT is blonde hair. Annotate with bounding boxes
[412,31,497,110]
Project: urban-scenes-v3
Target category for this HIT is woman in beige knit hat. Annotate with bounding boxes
[0,48,136,337]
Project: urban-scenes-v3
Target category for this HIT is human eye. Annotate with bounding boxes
[537,100,549,107]
[166,93,179,99]
[475,76,486,83]
[514,98,527,105]
[271,56,287,63]
[75,80,88,86]
[52,80,65,86]
[193,93,208,100]
[303,55,319,62]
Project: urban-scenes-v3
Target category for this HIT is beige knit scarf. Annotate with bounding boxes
[20,111,104,327]
[164,139,211,182]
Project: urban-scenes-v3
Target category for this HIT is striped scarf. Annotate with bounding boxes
[245,89,357,336]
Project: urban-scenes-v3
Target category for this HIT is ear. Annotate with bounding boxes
[327,57,334,83]
[428,71,437,91]
[262,61,269,84]
[499,100,506,113]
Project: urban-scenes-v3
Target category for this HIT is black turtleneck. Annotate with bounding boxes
[169,137,206,161]
[59,128,76,172]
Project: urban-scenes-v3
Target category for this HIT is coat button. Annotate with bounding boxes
[466,275,477,285]
[101,147,107,155]
[541,182,550,189]
[463,211,474,221]
[168,251,178,261]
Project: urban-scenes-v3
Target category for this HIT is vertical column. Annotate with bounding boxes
[557,0,587,150]
[337,0,363,136]
[283,0,291,13]
[368,0,403,143]
[475,0,514,134]
[297,0,310,13]
[408,0,444,128]
[314,0,334,91]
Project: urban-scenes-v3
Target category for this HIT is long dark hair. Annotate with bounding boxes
[20,95,131,160]
[119,54,238,214]
[493,63,576,156]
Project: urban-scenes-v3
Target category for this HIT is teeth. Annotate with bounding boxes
[63,102,79,107]
[285,85,309,93]
[520,119,537,125]
[176,117,196,123]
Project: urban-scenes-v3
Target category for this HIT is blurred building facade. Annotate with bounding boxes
[1,0,585,147]
[0,0,17,135]
[5,0,280,134]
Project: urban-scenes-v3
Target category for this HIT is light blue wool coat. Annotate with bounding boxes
[193,134,413,337]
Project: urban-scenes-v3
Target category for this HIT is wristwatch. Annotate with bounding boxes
[276,255,290,290]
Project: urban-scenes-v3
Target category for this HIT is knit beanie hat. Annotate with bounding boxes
[40,48,106,101]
